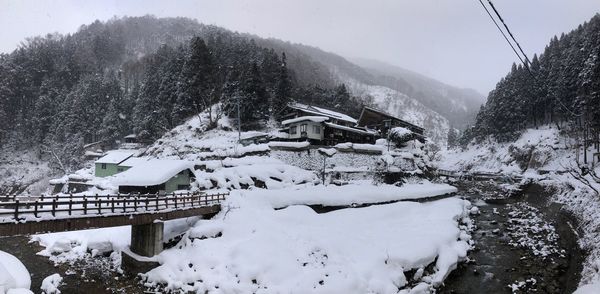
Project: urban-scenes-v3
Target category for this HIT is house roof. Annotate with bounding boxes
[113,159,194,187]
[95,150,136,164]
[281,116,329,125]
[288,103,357,124]
[358,106,424,131]
[324,122,378,136]
[118,157,149,167]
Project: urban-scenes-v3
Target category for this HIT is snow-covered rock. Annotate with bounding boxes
[0,250,31,294]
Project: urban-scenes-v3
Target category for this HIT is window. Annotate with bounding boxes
[101,163,107,169]
[300,124,307,133]
[290,126,297,134]
[313,125,321,134]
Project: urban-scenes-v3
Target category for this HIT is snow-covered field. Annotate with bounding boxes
[141,192,473,293]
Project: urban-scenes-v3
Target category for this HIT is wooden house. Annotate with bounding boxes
[357,107,425,140]
[94,150,136,177]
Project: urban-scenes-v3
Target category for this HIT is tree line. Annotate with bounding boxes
[462,13,600,157]
[0,16,365,173]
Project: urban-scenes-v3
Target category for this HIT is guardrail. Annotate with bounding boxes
[0,192,227,222]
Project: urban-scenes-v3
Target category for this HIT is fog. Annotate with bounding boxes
[2,0,599,94]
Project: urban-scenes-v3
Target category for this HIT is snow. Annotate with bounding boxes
[324,122,377,135]
[575,282,600,294]
[241,180,457,208]
[194,163,318,190]
[288,102,357,124]
[95,150,136,164]
[0,250,31,293]
[113,159,194,187]
[268,141,310,149]
[390,127,413,137]
[334,142,384,153]
[141,192,472,293]
[281,116,329,125]
[40,274,62,294]
[118,157,149,167]
[317,148,337,157]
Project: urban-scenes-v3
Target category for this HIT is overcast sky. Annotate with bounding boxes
[1,0,599,94]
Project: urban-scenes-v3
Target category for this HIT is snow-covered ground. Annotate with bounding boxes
[141,192,473,293]
[439,125,600,291]
[0,250,32,293]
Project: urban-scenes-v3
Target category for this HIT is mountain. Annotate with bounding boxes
[351,58,485,129]
[0,15,487,175]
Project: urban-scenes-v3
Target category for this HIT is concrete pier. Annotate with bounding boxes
[130,222,164,257]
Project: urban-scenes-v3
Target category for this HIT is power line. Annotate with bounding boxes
[486,0,532,67]
[476,0,580,118]
[476,0,527,68]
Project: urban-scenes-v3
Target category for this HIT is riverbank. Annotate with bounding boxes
[441,181,583,293]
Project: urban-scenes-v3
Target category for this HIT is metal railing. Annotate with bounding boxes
[0,192,227,222]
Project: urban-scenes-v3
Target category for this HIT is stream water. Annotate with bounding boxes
[441,181,583,294]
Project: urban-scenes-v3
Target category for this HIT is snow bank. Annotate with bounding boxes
[575,282,600,294]
[142,193,472,293]
[0,250,31,293]
[40,274,62,294]
[241,180,457,208]
[195,163,319,190]
[268,141,310,150]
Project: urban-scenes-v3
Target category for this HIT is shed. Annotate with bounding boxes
[114,159,195,194]
[95,150,136,177]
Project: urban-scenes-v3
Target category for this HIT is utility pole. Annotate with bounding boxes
[236,94,241,143]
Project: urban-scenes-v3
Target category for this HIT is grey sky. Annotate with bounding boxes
[1,0,599,94]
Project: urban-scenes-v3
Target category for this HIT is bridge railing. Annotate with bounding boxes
[0,192,227,223]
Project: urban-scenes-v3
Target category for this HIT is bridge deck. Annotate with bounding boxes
[0,193,226,236]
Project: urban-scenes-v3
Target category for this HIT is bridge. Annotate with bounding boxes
[436,169,523,183]
[0,192,226,257]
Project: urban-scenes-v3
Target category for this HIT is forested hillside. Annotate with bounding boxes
[464,13,600,145]
[0,16,362,173]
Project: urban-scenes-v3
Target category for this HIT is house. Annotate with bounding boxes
[95,150,137,177]
[283,103,357,127]
[114,159,195,194]
[357,106,425,140]
[282,115,377,145]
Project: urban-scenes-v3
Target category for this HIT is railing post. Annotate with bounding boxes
[123,197,126,213]
[14,200,19,221]
[134,197,138,211]
[83,198,88,215]
[34,200,39,218]
[145,197,149,211]
[111,198,115,213]
[52,199,56,217]
[98,198,102,215]
[39,195,44,209]
[68,199,73,216]
[156,197,159,211]
[174,195,178,209]
[95,194,99,207]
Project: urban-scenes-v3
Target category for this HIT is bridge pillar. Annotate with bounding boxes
[130,222,164,257]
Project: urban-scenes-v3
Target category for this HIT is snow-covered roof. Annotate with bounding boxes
[118,157,149,167]
[113,159,194,187]
[324,122,378,136]
[240,131,268,140]
[124,134,137,139]
[95,150,136,164]
[281,116,329,125]
[288,103,357,124]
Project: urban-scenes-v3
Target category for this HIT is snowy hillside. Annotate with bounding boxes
[345,80,450,146]
[439,126,600,290]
